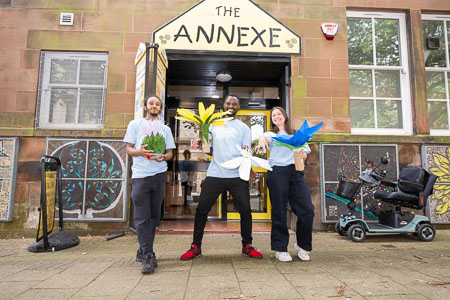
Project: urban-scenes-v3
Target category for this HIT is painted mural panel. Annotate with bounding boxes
[321,144,398,223]
[47,139,128,221]
[423,145,450,224]
[0,138,18,221]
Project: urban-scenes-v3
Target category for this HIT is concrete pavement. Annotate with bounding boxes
[0,229,449,299]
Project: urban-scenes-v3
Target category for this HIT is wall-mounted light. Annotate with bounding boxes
[216,71,232,82]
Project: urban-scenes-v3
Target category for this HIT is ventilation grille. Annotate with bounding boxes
[60,13,74,26]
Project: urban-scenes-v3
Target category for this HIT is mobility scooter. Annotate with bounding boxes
[334,155,438,242]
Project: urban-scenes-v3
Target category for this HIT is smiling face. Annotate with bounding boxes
[145,96,162,118]
[271,108,286,129]
[223,96,240,118]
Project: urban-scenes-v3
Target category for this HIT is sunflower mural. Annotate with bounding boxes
[425,146,450,223]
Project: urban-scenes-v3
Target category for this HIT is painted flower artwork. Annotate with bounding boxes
[140,119,166,160]
[428,149,450,215]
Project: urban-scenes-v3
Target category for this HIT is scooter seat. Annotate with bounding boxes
[374,190,420,206]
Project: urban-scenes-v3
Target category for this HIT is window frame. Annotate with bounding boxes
[422,14,450,136]
[36,51,108,130]
[347,11,412,135]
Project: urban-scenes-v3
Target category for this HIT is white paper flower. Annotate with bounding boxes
[221,145,272,181]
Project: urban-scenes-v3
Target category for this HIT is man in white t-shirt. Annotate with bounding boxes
[123,95,175,274]
[180,95,263,260]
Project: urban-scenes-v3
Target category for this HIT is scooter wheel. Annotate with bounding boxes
[417,224,436,242]
[335,222,347,236]
[348,224,366,242]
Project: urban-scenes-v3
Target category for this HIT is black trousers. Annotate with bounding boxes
[267,165,314,252]
[193,177,252,248]
[131,172,166,256]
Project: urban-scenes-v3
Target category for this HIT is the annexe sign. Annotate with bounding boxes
[152,0,301,54]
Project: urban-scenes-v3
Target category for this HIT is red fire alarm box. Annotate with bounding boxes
[321,23,339,40]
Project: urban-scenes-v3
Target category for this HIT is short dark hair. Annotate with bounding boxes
[144,94,161,106]
[224,94,240,104]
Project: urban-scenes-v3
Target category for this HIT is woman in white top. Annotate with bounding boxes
[257,106,314,262]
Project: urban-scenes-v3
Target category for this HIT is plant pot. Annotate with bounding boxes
[293,149,304,171]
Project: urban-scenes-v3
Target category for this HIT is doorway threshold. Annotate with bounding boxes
[157,220,271,234]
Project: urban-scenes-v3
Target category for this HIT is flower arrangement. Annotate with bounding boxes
[175,102,233,152]
[140,119,166,160]
[221,145,272,181]
[272,120,323,170]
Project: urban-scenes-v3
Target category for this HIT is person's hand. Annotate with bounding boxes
[297,148,307,160]
[155,154,166,162]
[257,137,269,153]
[139,144,156,159]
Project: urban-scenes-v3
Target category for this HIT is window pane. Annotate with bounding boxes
[375,19,400,66]
[49,88,78,123]
[377,100,402,128]
[350,99,374,128]
[426,72,446,99]
[429,101,449,130]
[422,20,446,67]
[79,89,103,124]
[79,60,106,85]
[349,70,373,97]
[375,70,401,98]
[50,59,77,84]
[448,21,450,66]
[347,18,373,65]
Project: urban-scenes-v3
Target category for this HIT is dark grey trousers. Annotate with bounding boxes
[131,172,166,256]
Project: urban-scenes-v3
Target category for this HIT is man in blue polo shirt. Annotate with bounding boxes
[180,95,263,260]
[124,95,175,274]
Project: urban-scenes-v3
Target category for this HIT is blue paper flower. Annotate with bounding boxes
[272,120,323,149]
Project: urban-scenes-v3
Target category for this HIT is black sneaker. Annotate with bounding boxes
[136,248,143,263]
[141,253,157,274]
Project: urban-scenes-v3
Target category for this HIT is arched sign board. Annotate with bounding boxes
[152,0,301,55]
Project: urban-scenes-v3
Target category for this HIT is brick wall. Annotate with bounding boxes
[0,0,449,234]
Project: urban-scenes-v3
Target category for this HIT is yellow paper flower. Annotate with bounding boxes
[175,102,233,144]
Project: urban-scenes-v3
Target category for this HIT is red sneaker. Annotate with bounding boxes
[180,244,202,261]
[242,244,263,259]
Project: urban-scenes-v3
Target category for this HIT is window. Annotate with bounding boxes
[36,52,108,129]
[422,15,450,135]
[347,12,412,134]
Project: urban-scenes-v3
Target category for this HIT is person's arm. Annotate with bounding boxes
[155,149,173,162]
[126,143,156,158]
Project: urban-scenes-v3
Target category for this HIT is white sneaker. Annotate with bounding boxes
[294,243,310,261]
[275,251,292,262]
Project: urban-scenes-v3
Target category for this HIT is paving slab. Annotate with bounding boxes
[0,230,449,299]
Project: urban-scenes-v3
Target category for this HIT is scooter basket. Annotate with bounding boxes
[336,181,360,200]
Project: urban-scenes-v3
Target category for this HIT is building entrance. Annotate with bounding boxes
[162,52,290,221]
